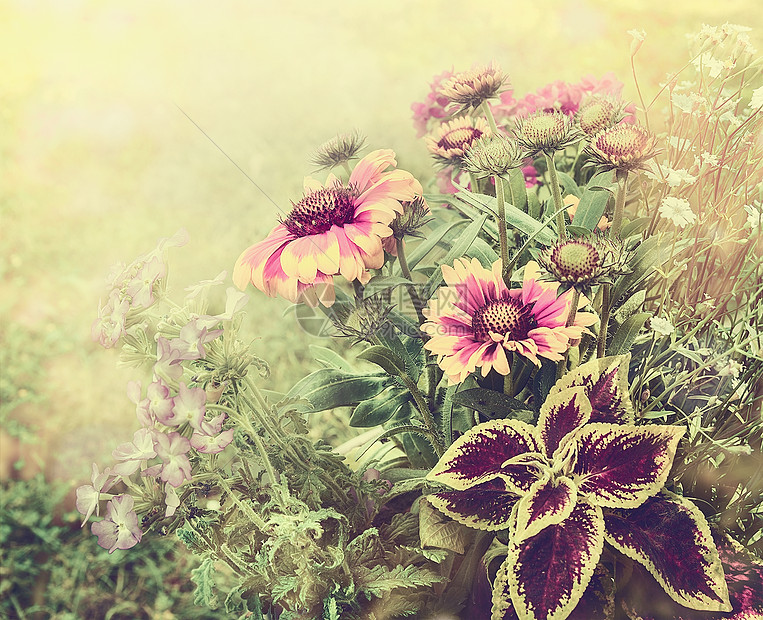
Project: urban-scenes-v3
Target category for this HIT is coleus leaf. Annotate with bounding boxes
[493,500,605,620]
[426,418,542,492]
[604,492,731,613]
[426,478,519,532]
[564,422,685,508]
[514,475,578,543]
[537,386,592,458]
[549,354,634,424]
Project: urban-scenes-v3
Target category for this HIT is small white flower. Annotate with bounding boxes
[659,196,697,228]
[750,86,763,110]
[668,136,694,151]
[745,202,762,232]
[663,167,697,188]
[671,93,696,114]
[692,52,726,78]
[698,151,719,167]
[715,359,743,379]
[627,29,646,42]
[650,316,675,337]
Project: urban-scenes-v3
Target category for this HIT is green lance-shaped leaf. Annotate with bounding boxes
[495,500,605,620]
[309,345,354,372]
[572,171,615,231]
[454,189,557,246]
[349,387,410,427]
[357,345,407,377]
[362,274,413,299]
[397,216,469,273]
[604,491,731,613]
[504,167,529,212]
[451,387,534,424]
[286,368,390,413]
[423,213,488,298]
[608,311,651,356]
[549,354,634,424]
[556,171,583,198]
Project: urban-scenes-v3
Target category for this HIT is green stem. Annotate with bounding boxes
[396,237,426,325]
[611,170,629,237]
[494,175,511,287]
[481,101,500,135]
[558,288,581,378]
[399,372,445,456]
[596,283,611,358]
[544,151,567,241]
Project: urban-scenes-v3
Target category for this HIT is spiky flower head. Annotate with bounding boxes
[310,130,366,171]
[514,110,581,155]
[390,195,431,240]
[439,63,508,111]
[462,134,524,177]
[537,234,630,293]
[585,123,657,172]
[425,115,490,166]
[576,95,624,136]
[331,296,393,344]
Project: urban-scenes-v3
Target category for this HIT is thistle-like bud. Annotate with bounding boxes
[585,123,657,173]
[576,95,624,136]
[439,63,508,111]
[425,116,490,166]
[538,234,630,292]
[390,196,431,240]
[514,110,581,155]
[310,130,366,171]
[462,134,524,177]
[331,297,394,344]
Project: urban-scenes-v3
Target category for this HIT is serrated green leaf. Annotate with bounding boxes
[419,498,473,554]
[286,368,389,413]
[608,312,652,355]
[451,387,533,423]
[350,388,410,427]
[190,557,218,610]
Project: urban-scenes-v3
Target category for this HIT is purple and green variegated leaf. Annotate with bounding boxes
[565,422,685,508]
[514,475,578,543]
[427,418,541,491]
[549,354,634,424]
[426,477,519,532]
[604,492,731,613]
[537,386,592,458]
[496,500,605,620]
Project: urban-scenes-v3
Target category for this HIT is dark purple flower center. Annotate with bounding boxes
[282,184,359,237]
[439,126,483,151]
[472,296,537,341]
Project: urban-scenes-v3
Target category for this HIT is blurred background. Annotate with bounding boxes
[0,0,761,616]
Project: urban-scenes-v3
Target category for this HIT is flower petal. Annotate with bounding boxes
[566,423,685,508]
[604,492,731,612]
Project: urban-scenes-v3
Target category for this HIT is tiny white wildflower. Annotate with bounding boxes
[650,316,675,337]
[663,167,697,188]
[692,52,726,78]
[715,359,743,379]
[659,196,697,228]
[668,136,694,151]
[699,152,719,167]
[745,203,762,232]
[671,93,696,114]
[627,29,646,41]
[750,86,763,110]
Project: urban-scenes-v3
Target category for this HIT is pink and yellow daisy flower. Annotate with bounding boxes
[233,149,422,307]
[423,258,596,383]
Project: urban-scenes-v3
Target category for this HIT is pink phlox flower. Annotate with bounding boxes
[91,494,143,553]
[164,484,180,518]
[126,255,167,309]
[154,336,185,384]
[75,463,116,527]
[169,320,222,362]
[127,380,173,427]
[91,289,130,348]
[234,150,422,307]
[141,463,162,478]
[411,68,457,137]
[161,382,206,430]
[112,428,158,476]
[184,270,227,300]
[191,428,235,454]
[154,431,193,487]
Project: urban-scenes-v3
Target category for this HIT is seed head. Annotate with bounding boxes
[462,134,524,177]
[585,123,658,172]
[439,63,508,111]
[576,96,624,136]
[514,111,581,155]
